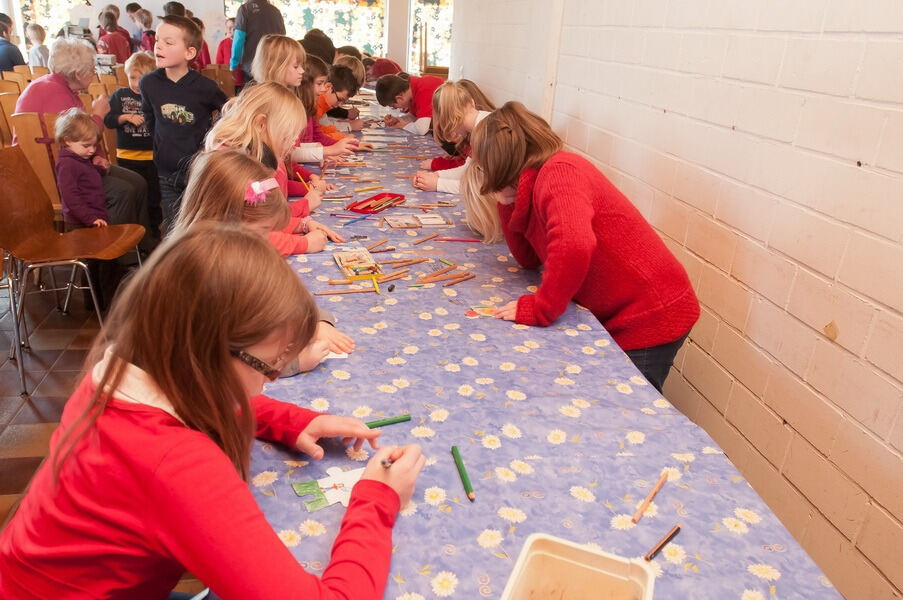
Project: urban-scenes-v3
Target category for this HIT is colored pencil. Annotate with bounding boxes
[342,215,370,227]
[632,473,668,524]
[366,238,388,251]
[296,171,311,193]
[327,279,353,285]
[366,414,412,429]
[391,258,429,269]
[355,185,383,193]
[396,155,428,159]
[444,273,475,287]
[644,525,681,561]
[323,194,353,200]
[314,288,377,296]
[413,232,439,245]
[439,259,455,266]
[451,446,475,501]
[423,271,471,284]
[369,246,396,253]
[416,265,456,283]
[435,237,482,242]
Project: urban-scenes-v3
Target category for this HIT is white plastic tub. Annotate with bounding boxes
[500,534,655,600]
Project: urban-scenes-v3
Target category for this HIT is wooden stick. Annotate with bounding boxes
[327,279,353,285]
[392,258,429,269]
[323,194,353,199]
[355,185,383,193]
[644,525,681,561]
[314,288,378,296]
[396,155,428,159]
[423,271,471,284]
[413,232,439,245]
[369,246,396,253]
[366,238,388,251]
[632,473,668,524]
[444,273,475,287]
[416,265,455,283]
[378,258,416,265]
[377,270,410,284]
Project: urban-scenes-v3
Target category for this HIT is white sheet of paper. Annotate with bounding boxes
[326,351,348,359]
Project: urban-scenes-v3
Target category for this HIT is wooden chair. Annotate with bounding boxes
[12,65,32,81]
[0,92,16,147]
[0,146,145,395]
[218,66,236,97]
[0,80,18,94]
[9,113,61,210]
[114,65,127,88]
[1,71,28,92]
[87,82,107,98]
[100,74,119,91]
[30,66,49,78]
[1,249,26,395]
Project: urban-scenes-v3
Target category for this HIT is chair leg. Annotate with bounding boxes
[78,262,104,327]
[135,247,142,267]
[48,266,61,310]
[61,265,78,315]
[6,269,28,396]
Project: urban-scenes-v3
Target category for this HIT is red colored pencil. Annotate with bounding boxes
[435,237,482,242]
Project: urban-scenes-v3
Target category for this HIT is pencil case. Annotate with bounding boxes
[345,193,405,214]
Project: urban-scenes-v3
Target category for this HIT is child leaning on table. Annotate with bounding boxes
[0,222,423,598]
[173,148,356,363]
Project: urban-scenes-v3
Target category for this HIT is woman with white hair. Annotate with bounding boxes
[16,37,155,250]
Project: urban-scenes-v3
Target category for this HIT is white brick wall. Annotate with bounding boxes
[453,1,903,597]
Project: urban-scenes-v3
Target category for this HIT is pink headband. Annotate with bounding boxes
[244,178,279,205]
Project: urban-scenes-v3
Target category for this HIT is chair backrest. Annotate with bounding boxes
[0,92,16,147]
[87,82,106,98]
[0,80,18,94]
[0,146,58,255]
[114,65,127,88]
[218,66,236,98]
[9,112,61,209]
[30,66,49,78]
[12,65,31,80]
[1,71,27,92]
[100,74,118,91]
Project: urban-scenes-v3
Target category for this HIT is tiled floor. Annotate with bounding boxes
[0,276,205,594]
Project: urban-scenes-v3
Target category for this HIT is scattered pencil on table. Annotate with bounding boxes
[644,524,681,561]
[439,258,455,266]
[342,215,370,227]
[395,175,415,179]
[413,232,440,245]
[408,283,425,288]
[369,246,396,253]
[354,185,383,193]
[396,155,428,160]
[314,288,378,296]
[366,414,412,429]
[435,237,482,243]
[451,445,475,501]
[323,194,353,200]
[444,274,475,287]
[366,237,388,251]
[632,472,668,524]
[416,265,456,283]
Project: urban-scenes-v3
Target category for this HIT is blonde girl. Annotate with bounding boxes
[0,222,424,597]
[469,101,700,392]
[174,149,356,362]
[459,162,502,243]
[205,82,345,253]
[413,79,496,193]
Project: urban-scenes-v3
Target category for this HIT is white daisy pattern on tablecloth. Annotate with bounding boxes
[497,507,527,523]
[424,486,447,506]
[747,564,781,581]
[278,529,301,547]
[662,543,686,565]
[547,429,567,444]
[610,514,636,530]
[570,486,595,502]
[430,571,458,597]
[299,519,326,536]
[734,508,762,524]
[476,529,503,548]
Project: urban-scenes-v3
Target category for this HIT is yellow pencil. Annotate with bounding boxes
[295,171,311,193]
[354,185,383,193]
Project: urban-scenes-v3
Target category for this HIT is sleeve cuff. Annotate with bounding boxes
[350,479,401,520]
[515,294,538,326]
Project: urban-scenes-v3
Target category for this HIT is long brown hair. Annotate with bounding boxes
[173,149,290,234]
[470,101,562,194]
[53,223,318,481]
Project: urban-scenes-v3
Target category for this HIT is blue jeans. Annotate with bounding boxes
[624,333,689,393]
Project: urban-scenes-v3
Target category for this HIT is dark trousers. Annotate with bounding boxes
[159,172,188,235]
[117,157,162,237]
[624,333,689,393]
[101,165,157,253]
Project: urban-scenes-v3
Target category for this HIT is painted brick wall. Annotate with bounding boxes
[453,1,903,597]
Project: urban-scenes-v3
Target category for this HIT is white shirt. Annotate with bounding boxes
[436,111,491,194]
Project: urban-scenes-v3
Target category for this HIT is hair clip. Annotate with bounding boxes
[244,178,279,205]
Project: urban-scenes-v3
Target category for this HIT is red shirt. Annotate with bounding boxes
[216,37,244,86]
[196,41,212,70]
[501,152,699,350]
[140,30,156,52]
[98,31,131,64]
[0,375,399,598]
[408,75,443,119]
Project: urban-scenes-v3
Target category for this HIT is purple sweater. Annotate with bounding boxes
[55,148,109,226]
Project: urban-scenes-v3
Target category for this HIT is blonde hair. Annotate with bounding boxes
[26,23,46,44]
[334,55,365,88]
[53,222,318,482]
[54,107,100,144]
[458,79,495,112]
[205,82,306,163]
[125,51,155,77]
[470,101,562,194]
[49,37,96,81]
[432,81,475,145]
[460,163,502,244]
[136,8,153,29]
[251,34,306,88]
[174,149,290,235]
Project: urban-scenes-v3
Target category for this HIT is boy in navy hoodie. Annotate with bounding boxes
[140,15,226,232]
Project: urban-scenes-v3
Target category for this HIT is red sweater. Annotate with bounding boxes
[0,375,399,599]
[196,41,212,70]
[501,152,699,350]
[98,31,131,64]
[215,37,244,86]
[298,115,338,147]
[430,155,466,171]
[408,75,444,119]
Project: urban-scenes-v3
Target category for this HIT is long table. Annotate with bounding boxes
[248,124,838,599]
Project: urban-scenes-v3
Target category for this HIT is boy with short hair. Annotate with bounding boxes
[317,64,362,136]
[333,44,361,62]
[25,24,48,67]
[0,21,25,72]
[105,51,162,233]
[375,72,443,135]
[140,15,226,231]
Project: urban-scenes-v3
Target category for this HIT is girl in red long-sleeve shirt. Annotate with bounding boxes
[0,222,425,599]
[467,102,700,391]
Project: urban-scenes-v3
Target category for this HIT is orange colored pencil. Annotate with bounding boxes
[632,473,668,524]
[413,232,439,245]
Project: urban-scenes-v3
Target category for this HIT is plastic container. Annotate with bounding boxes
[500,534,655,600]
[345,193,405,214]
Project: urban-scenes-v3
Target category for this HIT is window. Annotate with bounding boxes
[223,0,388,57]
[409,0,452,72]
[18,0,83,45]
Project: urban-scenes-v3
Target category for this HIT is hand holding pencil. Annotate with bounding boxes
[362,445,426,507]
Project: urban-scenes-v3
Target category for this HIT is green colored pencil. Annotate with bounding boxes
[451,445,475,501]
[365,414,412,429]
[439,258,455,266]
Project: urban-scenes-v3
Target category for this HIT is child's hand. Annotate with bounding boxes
[304,230,328,253]
[316,321,355,354]
[126,113,145,126]
[296,338,330,372]
[384,115,399,127]
[305,188,323,211]
[413,170,439,191]
[324,137,357,157]
[362,445,425,508]
[348,107,360,119]
[91,94,110,118]
[349,119,364,131]
[92,155,111,171]
[419,159,432,170]
[358,141,374,151]
[295,414,381,460]
[492,300,518,321]
[309,220,346,243]
[92,218,108,227]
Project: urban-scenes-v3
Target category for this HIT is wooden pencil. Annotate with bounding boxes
[377,270,410,283]
[644,525,681,561]
[355,185,383,193]
[392,258,429,269]
[396,155,428,159]
[444,274,475,287]
[314,288,378,296]
[422,271,471,284]
[413,232,439,245]
[369,246,396,253]
[632,473,668,524]
[416,265,456,283]
[327,279,353,285]
[378,258,416,265]
[366,238,388,251]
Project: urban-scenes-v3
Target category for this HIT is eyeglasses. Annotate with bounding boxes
[230,349,283,381]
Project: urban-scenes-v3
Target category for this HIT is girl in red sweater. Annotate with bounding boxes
[469,102,700,391]
[205,82,345,255]
[0,222,425,598]
[174,149,355,361]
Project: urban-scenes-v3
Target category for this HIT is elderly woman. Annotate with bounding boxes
[16,37,154,248]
